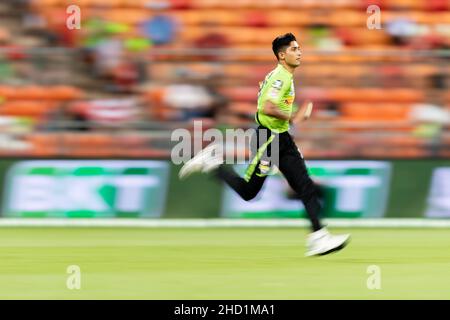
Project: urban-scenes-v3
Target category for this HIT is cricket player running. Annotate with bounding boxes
[179,33,350,256]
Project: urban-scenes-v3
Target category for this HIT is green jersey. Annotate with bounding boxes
[256,64,295,133]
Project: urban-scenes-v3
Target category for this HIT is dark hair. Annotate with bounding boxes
[272,33,296,60]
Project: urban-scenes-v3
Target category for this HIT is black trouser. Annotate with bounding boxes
[214,125,323,232]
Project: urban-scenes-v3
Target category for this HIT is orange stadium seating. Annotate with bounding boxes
[3,0,447,158]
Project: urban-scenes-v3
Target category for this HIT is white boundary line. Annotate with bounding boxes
[0,218,449,228]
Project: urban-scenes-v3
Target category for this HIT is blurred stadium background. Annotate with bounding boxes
[0,0,448,221]
[0,0,448,299]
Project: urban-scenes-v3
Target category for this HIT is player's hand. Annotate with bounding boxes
[292,101,313,124]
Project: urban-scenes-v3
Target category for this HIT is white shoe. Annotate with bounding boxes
[305,228,350,257]
[179,143,223,180]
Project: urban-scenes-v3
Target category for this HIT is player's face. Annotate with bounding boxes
[281,41,302,68]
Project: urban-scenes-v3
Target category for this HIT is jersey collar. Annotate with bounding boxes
[277,63,293,79]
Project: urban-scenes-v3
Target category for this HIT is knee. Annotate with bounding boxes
[242,193,256,201]
[241,189,259,201]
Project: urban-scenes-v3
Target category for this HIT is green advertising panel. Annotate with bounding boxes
[0,159,449,219]
[3,160,170,218]
[221,161,392,218]
[425,167,450,218]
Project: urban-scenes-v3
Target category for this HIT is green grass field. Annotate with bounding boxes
[0,227,449,299]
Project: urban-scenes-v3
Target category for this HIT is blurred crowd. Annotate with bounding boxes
[0,0,448,158]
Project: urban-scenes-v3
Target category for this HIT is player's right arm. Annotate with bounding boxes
[262,100,290,121]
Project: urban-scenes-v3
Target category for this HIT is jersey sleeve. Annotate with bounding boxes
[264,74,291,107]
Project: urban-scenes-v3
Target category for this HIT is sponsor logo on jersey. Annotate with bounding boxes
[285,98,294,105]
[272,79,283,90]
[269,88,280,99]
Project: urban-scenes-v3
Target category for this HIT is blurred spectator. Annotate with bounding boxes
[66,97,141,130]
[123,32,152,88]
[22,8,60,46]
[0,28,27,61]
[410,102,450,131]
[141,13,177,45]
[109,59,140,93]
[194,22,230,61]
[93,35,124,79]
[124,37,152,53]
[162,80,215,120]
[428,66,447,91]
[82,14,109,49]
[0,55,14,82]
[195,31,229,49]
[61,102,90,132]
[410,25,450,51]
[308,24,343,51]
[203,76,229,119]
[334,27,355,47]
[386,15,419,46]
[322,101,341,118]
[409,100,450,156]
